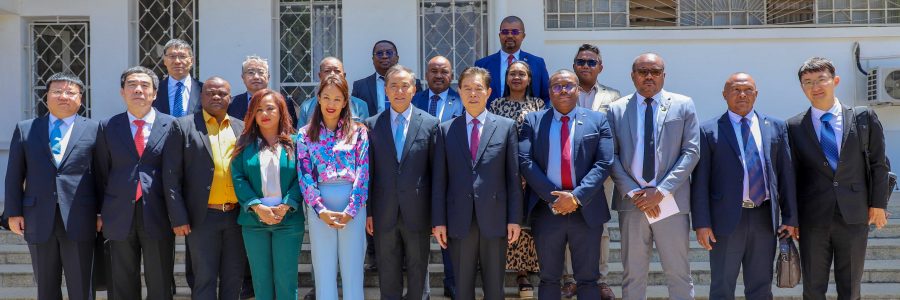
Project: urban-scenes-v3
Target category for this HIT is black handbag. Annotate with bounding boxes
[775,237,801,288]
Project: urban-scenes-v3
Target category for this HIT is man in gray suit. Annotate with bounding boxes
[365,65,439,300]
[606,53,700,299]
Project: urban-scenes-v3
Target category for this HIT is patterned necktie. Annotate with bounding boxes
[820,112,839,171]
[470,118,481,161]
[507,54,515,67]
[50,119,64,155]
[560,116,573,190]
[133,119,146,201]
[642,98,655,183]
[394,115,406,161]
[741,117,766,205]
[173,81,185,117]
[428,94,440,117]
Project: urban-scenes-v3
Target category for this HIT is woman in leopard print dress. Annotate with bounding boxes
[488,61,543,298]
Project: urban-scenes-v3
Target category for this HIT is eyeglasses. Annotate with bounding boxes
[801,77,833,88]
[551,83,577,94]
[243,69,267,77]
[49,90,80,97]
[374,50,395,58]
[500,29,521,36]
[574,59,599,68]
[164,54,191,61]
[634,68,664,77]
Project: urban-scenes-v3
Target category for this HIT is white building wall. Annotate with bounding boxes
[198,0,274,91]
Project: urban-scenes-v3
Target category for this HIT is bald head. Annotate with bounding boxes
[632,53,665,70]
[319,57,346,81]
[426,55,453,94]
[724,72,756,90]
[201,76,232,120]
[630,53,666,98]
[722,72,758,117]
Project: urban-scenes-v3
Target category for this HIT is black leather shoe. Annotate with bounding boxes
[443,286,456,299]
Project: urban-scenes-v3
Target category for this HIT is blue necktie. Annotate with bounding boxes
[741,117,766,205]
[50,119,64,155]
[820,112,840,171]
[173,81,185,117]
[394,115,406,161]
[428,94,440,117]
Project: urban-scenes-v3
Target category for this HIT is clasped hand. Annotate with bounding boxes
[254,204,290,225]
[550,191,579,215]
[633,188,664,218]
[318,209,352,229]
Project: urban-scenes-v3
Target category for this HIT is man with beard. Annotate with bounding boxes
[352,40,422,116]
[475,16,550,105]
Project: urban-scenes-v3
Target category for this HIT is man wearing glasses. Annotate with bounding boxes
[152,39,202,117]
[352,40,422,116]
[228,55,298,127]
[606,53,700,300]
[475,15,550,105]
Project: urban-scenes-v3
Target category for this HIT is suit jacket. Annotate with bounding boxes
[296,95,370,127]
[691,112,798,236]
[94,110,176,240]
[152,76,203,116]
[586,83,622,113]
[162,113,245,228]
[411,88,464,123]
[365,107,440,232]
[227,91,299,128]
[606,91,701,213]
[474,50,551,104]
[432,112,523,238]
[351,73,422,116]
[518,107,614,228]
[230,140,304,227]
[4,115,100,243]
[787,105,890,228]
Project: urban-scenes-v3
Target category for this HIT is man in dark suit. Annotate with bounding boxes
[94,66,177,299]
[5,72,99,300]
[518,70,614,300]
[412,55,463,123]
[474,16,550,105]
[164,77,248,299]
[432,66,523,300]
[691,73,798,299]
[787,57,890,300]
[152,38,202,117]
[364,65,439,300]
[228,55,297,126]
[352,40,422,116]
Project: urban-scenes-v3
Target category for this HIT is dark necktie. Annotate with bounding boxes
[133,119,146,201]
[741,117,766,205]
[173,81,185,117]
[642,98,655,183]
[470,118,480,161]
[820,112,839,171]
[428,94,440,116]
[560,116,573,190]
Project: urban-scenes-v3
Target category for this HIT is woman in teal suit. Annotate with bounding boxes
[231,89,304,300]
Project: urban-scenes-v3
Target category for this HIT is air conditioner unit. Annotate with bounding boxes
[866,67,900,105]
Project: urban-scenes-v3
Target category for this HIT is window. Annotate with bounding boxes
[419,0,489,83]
[137,0,199,78]
[29,19,91,118]
[545,0,898,29]
[278,0,342,105]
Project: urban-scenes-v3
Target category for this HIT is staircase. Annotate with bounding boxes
[1,195,899,299]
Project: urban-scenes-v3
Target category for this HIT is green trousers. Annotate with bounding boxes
[242,222,304,300]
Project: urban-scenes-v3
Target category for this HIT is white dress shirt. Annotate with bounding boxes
[48,114,77,165]
[127,109,157,147]
[547,109,577,189]
[167,75,193,114]
[628,92,673,198]
[578,83,601,109]
[259,143,283,199]
[498,50,521,97]
[727,110,770,201]
[375,74,386,113]
[428,89,451,120]
[390,104,413,144]
[810,98,844,156]
[465,111,487,149]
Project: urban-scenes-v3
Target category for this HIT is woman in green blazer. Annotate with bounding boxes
[231,89,304,300]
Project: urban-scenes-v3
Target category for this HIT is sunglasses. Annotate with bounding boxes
[374,50,395,58]
[551,83,577,94]
[500,29,521,36]
[574,59,599,68]
[634,68,664,77]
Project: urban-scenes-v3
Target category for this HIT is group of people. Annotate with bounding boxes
[3,14,892,300]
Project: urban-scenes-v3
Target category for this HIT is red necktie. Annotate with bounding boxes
[507,54,514,66]
[470,118,480,162]
[560,116,573,190]
[133,120,146,201]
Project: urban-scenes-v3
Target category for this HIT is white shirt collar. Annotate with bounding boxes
[375,73,385,81]
[810,98,842,121]
[49,114,77,126]
[552,108,576,122]
[127,108,157,125]
[727,109,757,124]
[636,90,664,105]
[501,50,521,60]
[429,89,449,101]
[168,74,192,88]
[390,104,413,123]
[466,110,488,125]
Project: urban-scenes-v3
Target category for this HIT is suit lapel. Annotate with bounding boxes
[113,115,140,159]
[376,111,398,162]
[36,116,53,161]
[59,116,88,167]
[400,110,423,165]
[193,113,214,158]
[157,81,171,114]
[800,109,833,177]
[573,108,586,161]
[144,115,170,155]
[655,92,672,144]
[366,75,378,113]
[623,95,638,155]
[838,105,853,158]
[452,117,473,166]
[759,113,773,166]
[474,113,498,166]
[536,110,553,170]
[718,114,741,160]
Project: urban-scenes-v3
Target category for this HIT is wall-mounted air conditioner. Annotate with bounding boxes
[866,67,900,105]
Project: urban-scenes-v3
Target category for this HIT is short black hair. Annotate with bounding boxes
[46,72,85,93]
[120,66,159,90]
[459,66,491,89]
[163,38,193,57]
[575,43,602,62]
[501,16,524,27]
[797,57,836,81]
[372,40,398,56]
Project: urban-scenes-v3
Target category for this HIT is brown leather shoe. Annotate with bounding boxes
[598,282,615,300]
[561,282,577,299]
